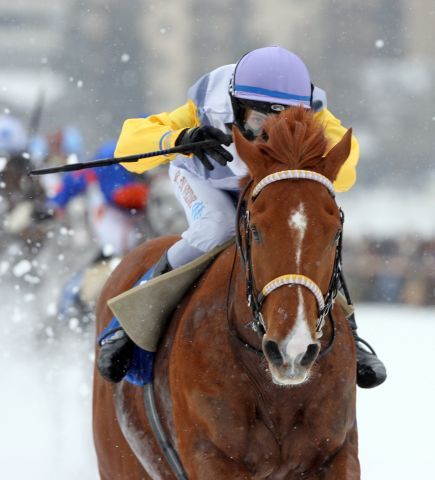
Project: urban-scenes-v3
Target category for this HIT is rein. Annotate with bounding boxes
[234,170,347,347]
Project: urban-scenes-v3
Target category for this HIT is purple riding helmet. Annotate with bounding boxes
[229,46,313,138]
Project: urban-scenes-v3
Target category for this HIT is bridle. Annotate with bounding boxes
[235,169,348,342]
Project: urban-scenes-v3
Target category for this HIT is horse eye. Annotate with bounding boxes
[251,225,261,243]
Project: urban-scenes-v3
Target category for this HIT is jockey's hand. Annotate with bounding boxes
[176,126,233,170]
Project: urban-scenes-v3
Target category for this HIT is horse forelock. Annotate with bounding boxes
[256,106,328,171]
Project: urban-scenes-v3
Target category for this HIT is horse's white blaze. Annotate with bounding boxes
[283,204,312,369]
[284,289,312,362]
[288,203,307,268]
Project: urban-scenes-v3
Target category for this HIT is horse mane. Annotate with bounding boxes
[256,106,328,170]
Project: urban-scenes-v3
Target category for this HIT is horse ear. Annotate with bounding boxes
[322,128,353,182]
[233,126,265,178]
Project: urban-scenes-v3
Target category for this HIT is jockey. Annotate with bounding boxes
[0,114,46,215]
[97,46,387,389]
[47,140,150,257]
[0,114,28,155]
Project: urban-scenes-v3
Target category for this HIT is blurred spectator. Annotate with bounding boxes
[343,235,435,306]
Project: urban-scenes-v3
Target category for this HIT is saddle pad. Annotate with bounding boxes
[108,239,234,352]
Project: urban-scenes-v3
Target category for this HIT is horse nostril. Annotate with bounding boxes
[300,343,320,367]
[264,340,283,367]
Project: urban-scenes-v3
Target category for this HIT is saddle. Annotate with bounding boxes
[108,239,234,352]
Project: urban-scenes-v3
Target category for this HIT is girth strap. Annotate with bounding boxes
[143,384,188,480]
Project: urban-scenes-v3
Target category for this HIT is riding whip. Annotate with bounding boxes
[29,136,233,176]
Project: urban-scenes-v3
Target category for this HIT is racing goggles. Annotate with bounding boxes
[240,99,288,138]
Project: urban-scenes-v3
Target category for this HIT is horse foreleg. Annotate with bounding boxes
[320,427,360,480]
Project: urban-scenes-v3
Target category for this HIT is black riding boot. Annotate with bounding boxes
[97,251,172,383]
[97,328,135,383]
[348,313,387,388]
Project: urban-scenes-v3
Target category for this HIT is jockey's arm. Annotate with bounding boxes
[115,100,200,174]
[314,108,359,192]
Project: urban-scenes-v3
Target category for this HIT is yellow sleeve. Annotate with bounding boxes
[115,99,200,173]
[314,108,359,192]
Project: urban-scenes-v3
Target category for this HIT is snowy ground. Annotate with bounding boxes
[357,305,435,479]
[1,299,434,479]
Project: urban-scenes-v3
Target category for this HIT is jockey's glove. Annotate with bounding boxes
[176,126,233,170]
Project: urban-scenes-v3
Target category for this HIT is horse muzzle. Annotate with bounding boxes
[263,339,320,386]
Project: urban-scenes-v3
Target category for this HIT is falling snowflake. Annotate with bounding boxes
[12,259,32,277]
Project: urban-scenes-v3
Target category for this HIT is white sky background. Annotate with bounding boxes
[1,304,434,479]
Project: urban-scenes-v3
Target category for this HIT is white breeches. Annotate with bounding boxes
[167,165,237,268]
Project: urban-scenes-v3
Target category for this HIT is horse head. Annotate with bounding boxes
[234,107,352,386]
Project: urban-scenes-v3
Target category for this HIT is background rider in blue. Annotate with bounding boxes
[97,46,387,389]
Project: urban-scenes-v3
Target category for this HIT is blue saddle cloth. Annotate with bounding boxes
[98,264,159,386]
[126,344,155,386]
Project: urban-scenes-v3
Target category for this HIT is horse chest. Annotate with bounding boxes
[240,363,354,478]
[263,400,332,439]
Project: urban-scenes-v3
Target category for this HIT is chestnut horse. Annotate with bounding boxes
[93,107,360,479]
